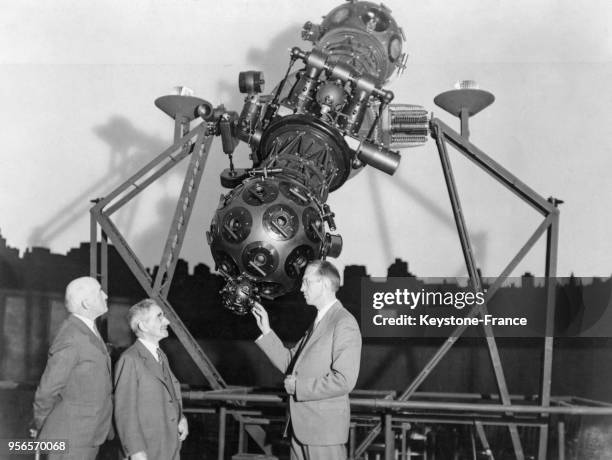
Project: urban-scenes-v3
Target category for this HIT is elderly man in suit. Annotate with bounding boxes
[251,259,362,460]
[32,276,113,460]
[114,299,188,460]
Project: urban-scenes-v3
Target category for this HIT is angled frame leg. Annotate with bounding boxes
[538,205,560,460]
[356,119,559,459]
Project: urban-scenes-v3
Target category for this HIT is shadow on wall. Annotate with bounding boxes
[216,23,304,113]
[370,158,490,277]
[27,116,170,250]
[130,195,189,272]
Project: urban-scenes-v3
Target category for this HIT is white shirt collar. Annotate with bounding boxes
[138,337,160,362]
[315,299,337,325]
[73,313,98,336]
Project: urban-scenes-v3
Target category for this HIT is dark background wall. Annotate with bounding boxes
[1,238,611,458]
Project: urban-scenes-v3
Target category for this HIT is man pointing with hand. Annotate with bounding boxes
[252,260,362,460]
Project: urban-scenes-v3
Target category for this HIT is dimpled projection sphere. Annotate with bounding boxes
[209,176,327,299]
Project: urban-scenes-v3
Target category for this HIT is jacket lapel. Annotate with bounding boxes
[294,302,340,370]
[287,321,315,374]
[68,315,111,372]
[134,340,175,397]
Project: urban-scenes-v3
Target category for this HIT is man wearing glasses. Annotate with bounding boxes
[252,259,362,460]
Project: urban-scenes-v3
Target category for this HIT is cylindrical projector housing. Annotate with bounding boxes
[308,2,406,86]
[356,141,400,175]
[380,104,429,148]
[239,71,265,94]
[324,234,343,258]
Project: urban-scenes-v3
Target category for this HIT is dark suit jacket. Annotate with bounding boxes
[256,301,362,445]
[33,314,113,447]
[114,340,183,460]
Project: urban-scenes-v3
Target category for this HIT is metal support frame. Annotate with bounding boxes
[399,423,409,460]
[88,100,561,457]
[89,121,271,454]
[183,389,612,459]
[355,118,560,459]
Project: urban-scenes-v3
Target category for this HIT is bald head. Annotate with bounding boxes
[65,276,108,319]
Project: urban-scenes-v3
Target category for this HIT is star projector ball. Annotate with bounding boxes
[207,175,342,314]
[218,274,259,316]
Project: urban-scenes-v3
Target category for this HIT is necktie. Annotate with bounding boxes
[289,321,315,373]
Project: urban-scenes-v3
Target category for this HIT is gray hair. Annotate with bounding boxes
[127,299,158,336]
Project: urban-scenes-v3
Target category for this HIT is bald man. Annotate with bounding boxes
[32,276,113,460]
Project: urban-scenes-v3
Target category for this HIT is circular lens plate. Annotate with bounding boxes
[242,242,279,278]
[263,204,299,241]
[221,207,253,244]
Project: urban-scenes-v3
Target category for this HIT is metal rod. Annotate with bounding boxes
[470,426,476,460]
[541,207,560,406]
[434,122,481,283]
[400,423,408,460]
[386,416,546,428]
[350,423,357,460]
[567,397,612,407]
[89,211,97,278]
[182,392,612,415]
[557,420,565,460]
[384,413,394,460]
[460,108,470,139]
[415,391,536,401]
[237,420,245,454]
[99,230,109,341]
[101,230,108,293]
[218,406,227,460]
[474,421,494,460]
[538,204,560,460]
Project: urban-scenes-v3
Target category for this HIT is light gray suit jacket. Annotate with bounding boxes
[33,315,113,447]
[256,301,362,445]
[114,340,183,460]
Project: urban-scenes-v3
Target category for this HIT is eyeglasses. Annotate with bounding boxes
[302,277,322,288]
